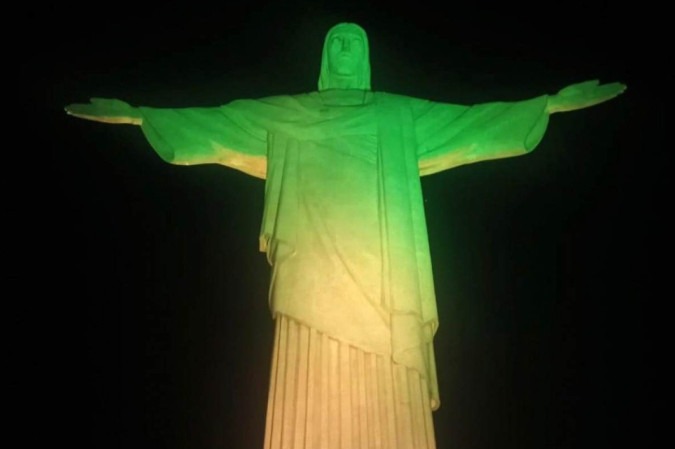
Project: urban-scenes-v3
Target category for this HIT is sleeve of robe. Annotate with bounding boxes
[137,99,272,179]
[414,95,550,176]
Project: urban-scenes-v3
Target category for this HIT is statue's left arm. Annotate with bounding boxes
[415,80,625,176]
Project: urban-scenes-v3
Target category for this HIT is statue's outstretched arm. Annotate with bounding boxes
[65,98,143,125]
[546,80,626,114]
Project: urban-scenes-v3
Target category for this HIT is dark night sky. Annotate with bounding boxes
[18,2,662,448]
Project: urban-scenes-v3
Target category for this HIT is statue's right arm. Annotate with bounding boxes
[64,98,143,125]
[66,97,269,178]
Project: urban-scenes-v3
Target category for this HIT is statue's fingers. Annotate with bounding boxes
[90,97,120,106]
[559,79,598,96]
[90,98,132,111]
[582,79,600,87]
[65,103,96,116]
[596,83,627,99]
[574,80,600,92]
[604,82,627,94]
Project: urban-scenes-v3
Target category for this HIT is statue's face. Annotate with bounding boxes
[327,30,365,77]
[319,23,370,91]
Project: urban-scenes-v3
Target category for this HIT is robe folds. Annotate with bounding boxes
[138,90,548,429]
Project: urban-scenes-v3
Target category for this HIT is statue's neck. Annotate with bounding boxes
[318,88,372,106]
[325,74,360,90]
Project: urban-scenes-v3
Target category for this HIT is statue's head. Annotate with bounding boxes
[319,23,371,91]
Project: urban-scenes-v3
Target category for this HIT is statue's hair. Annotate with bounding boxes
[318,23,371,91]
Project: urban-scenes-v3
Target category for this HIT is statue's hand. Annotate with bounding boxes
[64,98,143,125]
[546,80,626,114]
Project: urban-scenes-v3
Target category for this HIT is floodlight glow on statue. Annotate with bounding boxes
[66,23,625,449]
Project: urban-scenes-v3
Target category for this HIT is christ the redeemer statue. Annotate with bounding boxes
[66,22,625,449]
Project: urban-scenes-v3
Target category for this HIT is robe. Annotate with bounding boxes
[139,90,549,448]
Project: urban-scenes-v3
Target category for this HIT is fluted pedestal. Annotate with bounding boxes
[264,314,437,449]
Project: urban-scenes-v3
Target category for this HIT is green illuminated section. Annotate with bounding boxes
[64,23,625,411]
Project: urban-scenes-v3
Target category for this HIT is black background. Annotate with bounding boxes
[17,2,661,448]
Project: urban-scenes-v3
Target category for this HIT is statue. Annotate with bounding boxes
[66,22,625,449]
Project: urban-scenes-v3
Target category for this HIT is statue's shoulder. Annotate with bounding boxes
[374,91,404,100]
[258,92,321,110]
[224,93,315,115]
[285,91,420,105]
[374,91,427,106]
